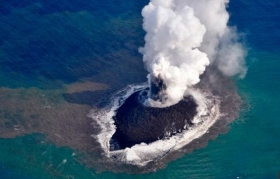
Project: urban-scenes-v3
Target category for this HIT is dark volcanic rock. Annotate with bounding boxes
[149,75,167,101]
[110,91,198,150]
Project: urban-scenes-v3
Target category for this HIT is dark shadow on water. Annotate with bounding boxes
[63,90,113,107]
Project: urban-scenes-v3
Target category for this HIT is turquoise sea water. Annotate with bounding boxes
[0,0,280,178]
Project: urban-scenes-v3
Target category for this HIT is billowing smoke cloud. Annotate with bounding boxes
[140,0,246,107]
[179,0,247,77]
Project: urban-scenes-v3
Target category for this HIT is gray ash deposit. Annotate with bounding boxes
[110,90,198,150]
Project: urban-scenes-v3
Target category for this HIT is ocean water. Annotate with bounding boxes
[0,0,280,178]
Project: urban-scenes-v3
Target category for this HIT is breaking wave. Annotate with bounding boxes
[89,84,220,166]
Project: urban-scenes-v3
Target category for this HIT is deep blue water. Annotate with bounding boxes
[0,0,280,178]
[0,0,147,89]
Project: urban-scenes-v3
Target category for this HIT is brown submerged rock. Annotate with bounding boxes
[110,90,198,150]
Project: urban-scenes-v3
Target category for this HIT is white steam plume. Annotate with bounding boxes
[140,0,246,107]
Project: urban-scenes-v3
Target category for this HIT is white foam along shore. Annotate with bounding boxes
[89,84,220,166]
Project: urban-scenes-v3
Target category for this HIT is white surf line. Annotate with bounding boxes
[90,85,220,166]
[89,84,147,155]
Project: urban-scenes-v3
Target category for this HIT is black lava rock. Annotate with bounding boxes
[110,90,198,150]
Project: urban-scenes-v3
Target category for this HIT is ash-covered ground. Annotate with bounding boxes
[87,66,243,173]
[111,90,197,150]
